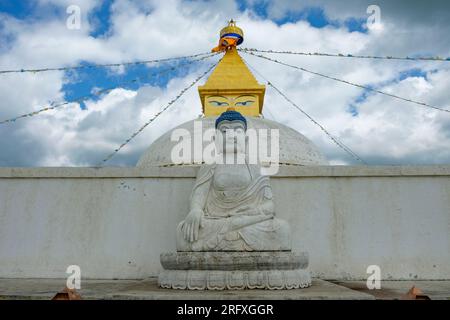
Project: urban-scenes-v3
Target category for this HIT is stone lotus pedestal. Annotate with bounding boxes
[158,251,311,290]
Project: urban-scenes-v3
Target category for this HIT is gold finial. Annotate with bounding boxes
[212,19,244,53]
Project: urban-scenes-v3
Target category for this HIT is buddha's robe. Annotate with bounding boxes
[176,163,291,251]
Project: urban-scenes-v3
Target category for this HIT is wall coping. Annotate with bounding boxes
[0,165,449,178]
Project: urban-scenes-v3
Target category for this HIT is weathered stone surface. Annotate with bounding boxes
[160,251,308,270]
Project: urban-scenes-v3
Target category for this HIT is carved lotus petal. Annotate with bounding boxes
[187,270,206,290]
[267,271,285,290]
[227,271,246,290]
[207,271,226,290]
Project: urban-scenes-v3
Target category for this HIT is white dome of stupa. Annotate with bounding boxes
[136,117,327,167]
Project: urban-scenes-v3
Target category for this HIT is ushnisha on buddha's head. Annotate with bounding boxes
[214,107,247,155]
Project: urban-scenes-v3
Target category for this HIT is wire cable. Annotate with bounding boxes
[268,81,367,164]
[239,48,450,62]
[241,55,367,164]
[97,59,220,166]
[0,53,219,125]
[0,51,213,75]
[242,50,450,114]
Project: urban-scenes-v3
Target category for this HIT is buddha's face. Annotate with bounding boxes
[205,94,259,116]
[216,121,246,155]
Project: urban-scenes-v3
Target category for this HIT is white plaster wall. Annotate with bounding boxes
[0,166,449,280]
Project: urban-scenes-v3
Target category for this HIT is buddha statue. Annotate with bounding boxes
[159,21,311,290]
[176,108,291,252]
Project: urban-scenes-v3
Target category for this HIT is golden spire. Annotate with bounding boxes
[198,21,265,117]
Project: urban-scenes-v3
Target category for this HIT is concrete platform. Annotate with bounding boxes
[0,278,374,300]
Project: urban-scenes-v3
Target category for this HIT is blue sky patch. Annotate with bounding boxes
[61,58,210,109]
[347,104,359,117]
[0,1,36,19]
[398,68,427,81]
[236,0,367,33]
[89,0,114,37]
[344,17,367,33]
[275,7,332,28]
[236,0,270,19]
[349,88,374,115]
[349,67,428,112]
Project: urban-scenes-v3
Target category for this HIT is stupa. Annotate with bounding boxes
[137,20,327,168]
[146,20,323,290]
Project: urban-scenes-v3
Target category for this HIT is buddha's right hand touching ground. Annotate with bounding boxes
[181,208,203,242]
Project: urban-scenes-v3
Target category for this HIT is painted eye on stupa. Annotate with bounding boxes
[210,101,229,107]
[235,100,255,107]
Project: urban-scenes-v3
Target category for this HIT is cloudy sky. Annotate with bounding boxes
[0,0,449,166]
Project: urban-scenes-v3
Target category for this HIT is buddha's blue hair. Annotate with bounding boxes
[215,109,247,130]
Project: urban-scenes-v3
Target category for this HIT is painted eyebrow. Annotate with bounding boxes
[235,95,255,99]
[207,95,228,100]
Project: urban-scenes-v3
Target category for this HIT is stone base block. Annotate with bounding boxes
[161,251,308,270]
[158,251,311,290]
